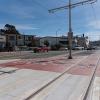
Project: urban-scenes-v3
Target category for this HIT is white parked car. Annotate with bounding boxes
[65,48,68,50]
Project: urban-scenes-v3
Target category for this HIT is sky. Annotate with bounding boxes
[0,0,100,41]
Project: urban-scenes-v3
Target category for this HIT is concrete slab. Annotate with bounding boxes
[0,69,60,100]
[86,53,100,99]
[86,77,100,100]
[92,77,100,100]
[31,74,90,100]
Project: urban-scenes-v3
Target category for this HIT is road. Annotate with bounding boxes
[0,50,95,59]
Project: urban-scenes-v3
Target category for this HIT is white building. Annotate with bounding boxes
[40,36,68,47]
[40,36,89,48]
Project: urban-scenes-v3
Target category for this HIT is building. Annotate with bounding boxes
[6,33,19,47]
[0,24,38,51]
[40,35,89,48]
[23,35,35,46]
[6,34,35,47]
[90,41,100,46]
[0,30,6,50]
[75,36,89,48]
[40,36,68,47]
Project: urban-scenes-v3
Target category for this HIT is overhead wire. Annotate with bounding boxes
[90,3,98,26]
[89,3,99,40]
[32,0,98,36]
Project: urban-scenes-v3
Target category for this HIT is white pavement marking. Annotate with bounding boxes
[0,69,60,100]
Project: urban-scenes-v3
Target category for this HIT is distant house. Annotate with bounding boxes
[40,35,89,48]
[23,35,35,46]
[0,24,37,51]
[0,30,6,50]
[75,36,89,48]
[6,33,19,47]
[40,36,68,47]
[90,41,100,46]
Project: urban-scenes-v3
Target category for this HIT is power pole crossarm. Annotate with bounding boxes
[48,0,97,13]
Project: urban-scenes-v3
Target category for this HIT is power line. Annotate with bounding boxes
[33,0,48,10]
[90,3,98,25]
[48,0,97,13]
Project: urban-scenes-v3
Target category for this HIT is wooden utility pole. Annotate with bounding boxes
[48,0,97,59]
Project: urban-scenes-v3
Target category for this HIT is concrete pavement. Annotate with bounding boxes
[0,51,99,100]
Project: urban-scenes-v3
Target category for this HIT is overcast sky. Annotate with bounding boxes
[0,0,99,40]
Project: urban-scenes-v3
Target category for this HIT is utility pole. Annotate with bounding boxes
[48,0,97,59]
[68,0,73,59]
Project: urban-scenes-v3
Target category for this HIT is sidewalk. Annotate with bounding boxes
[0,51,99,100]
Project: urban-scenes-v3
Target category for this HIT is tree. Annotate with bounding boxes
[44,40,49,47]
[4,24,20,35]
[51,44,61,50]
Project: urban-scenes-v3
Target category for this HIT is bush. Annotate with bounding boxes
[44,40,49,47]
[51,44,61,50]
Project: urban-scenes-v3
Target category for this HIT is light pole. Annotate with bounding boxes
[68,0,73,59]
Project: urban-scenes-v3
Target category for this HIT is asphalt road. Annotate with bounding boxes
[0,49,96,59]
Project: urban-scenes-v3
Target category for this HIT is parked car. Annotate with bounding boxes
[59,47,68,51]
[72,46,84,50]
[33,46,50,53]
